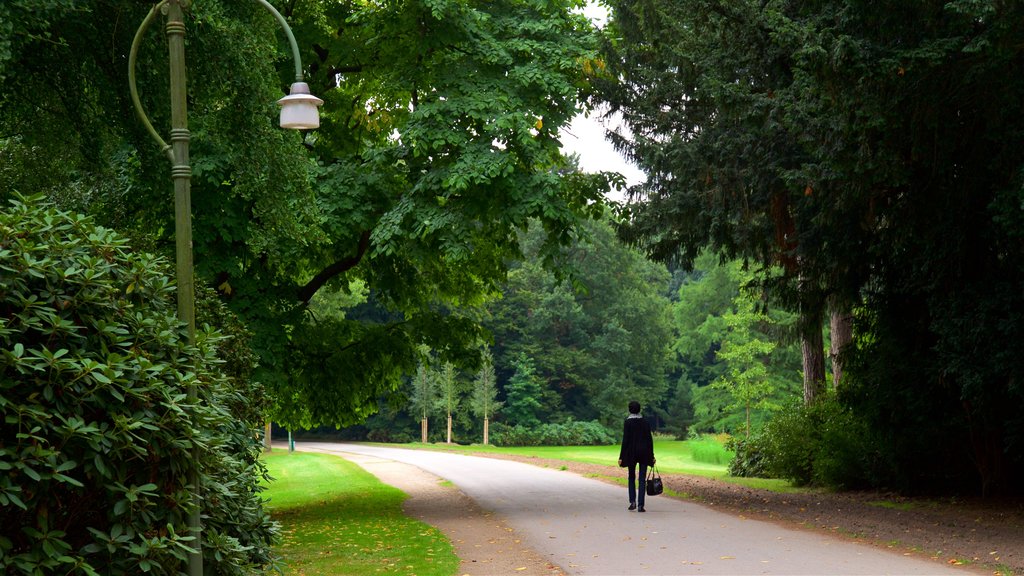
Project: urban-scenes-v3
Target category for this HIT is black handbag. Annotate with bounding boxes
[646,466,664,496]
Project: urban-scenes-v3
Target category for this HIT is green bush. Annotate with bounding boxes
[726,434,770,477]
[0,195,275,574]
[490,420,615,447]
[366,428,413,444]
[734,397,884,488]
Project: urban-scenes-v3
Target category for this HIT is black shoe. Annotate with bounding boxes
[628,503,636,511]
[638,506,646,512]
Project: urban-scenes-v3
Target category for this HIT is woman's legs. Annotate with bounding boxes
[627,463,637,508]
[638,463,648,510]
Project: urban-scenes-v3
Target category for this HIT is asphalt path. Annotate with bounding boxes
[297,442,967,575]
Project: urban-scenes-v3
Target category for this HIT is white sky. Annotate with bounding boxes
[558,3,647,198]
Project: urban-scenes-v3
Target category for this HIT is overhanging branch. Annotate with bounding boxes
[297,230,372,303]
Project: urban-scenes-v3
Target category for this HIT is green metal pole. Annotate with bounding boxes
[165,2,201,574]
[129,2,313,573]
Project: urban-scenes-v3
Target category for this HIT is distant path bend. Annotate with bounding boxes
[296,442,970,576]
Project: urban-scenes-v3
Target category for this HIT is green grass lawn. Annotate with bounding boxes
[398,438,798,492]
[262,451,459,576]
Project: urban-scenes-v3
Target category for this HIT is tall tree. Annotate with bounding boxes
[598,0,837,404]
[503,354,545,428]
[601,0,1024,494]
[0,0,612,429]
[801,0,1024,494]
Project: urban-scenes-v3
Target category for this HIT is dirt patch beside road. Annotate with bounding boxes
[338,452,565,576]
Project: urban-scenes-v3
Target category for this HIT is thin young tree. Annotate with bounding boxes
[711,293,778,439]
[470,349,502,445]
[437,361,461,444]
[410,360,436,443]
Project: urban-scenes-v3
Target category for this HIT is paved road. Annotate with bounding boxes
[298,442,967,575]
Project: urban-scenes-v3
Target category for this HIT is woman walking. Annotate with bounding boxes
[618,401,655,512]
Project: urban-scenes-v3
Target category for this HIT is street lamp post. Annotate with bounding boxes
[127,1,321,573]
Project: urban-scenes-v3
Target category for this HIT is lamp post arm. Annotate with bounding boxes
[252,0,305,83]
[128,0,174,162]
[130,0,305,164]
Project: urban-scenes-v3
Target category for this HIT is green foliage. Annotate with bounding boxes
[659,375,696,439]
[470,348,501,420]
[726,434,771,479]
[436,361,462,418]
[732,398,883,489]
[502,354,545,428]
[712,290,781,437]
[0,196,274,574]
[1,0,612,433]
[487,215,673,427]
[602,0,1024,495]
[490,420,615,447]
[409,358,437,422]
[675,253,802,434]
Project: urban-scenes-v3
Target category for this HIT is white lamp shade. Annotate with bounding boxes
[278,82,323,130]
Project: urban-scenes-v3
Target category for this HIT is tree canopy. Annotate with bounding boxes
[1,0,612,429]
[599,0,1024,494]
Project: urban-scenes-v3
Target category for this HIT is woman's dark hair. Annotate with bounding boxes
[628,401,641,414]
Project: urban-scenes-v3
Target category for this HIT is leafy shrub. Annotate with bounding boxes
[366,429,413,444]
[726,434,770,477]
[733,397,884,488]
[0,196,275,574]
[491,420,615,447]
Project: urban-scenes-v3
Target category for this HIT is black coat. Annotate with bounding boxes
[618,416,655,467]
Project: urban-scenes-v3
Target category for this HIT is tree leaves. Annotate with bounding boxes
[0,196,275,573]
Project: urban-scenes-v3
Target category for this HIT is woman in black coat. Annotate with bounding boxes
[618,400,656,512]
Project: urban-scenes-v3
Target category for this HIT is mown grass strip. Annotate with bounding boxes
[263,451,459,576]
[394,439,799,492]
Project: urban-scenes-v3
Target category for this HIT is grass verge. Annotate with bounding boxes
[392,439,800,492]
[263,450,459,576]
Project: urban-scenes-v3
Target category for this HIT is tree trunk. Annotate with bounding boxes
[800,296,827,405]
[421,417,428,443]
[829,304,854,391]
[447,414,453,444]
[483,417,490,446]
[264,421,272,452]
[802,329,826,404]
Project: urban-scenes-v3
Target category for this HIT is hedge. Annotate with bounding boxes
[0,195,275,574]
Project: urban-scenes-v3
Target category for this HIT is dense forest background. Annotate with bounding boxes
[316,216,805,446]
